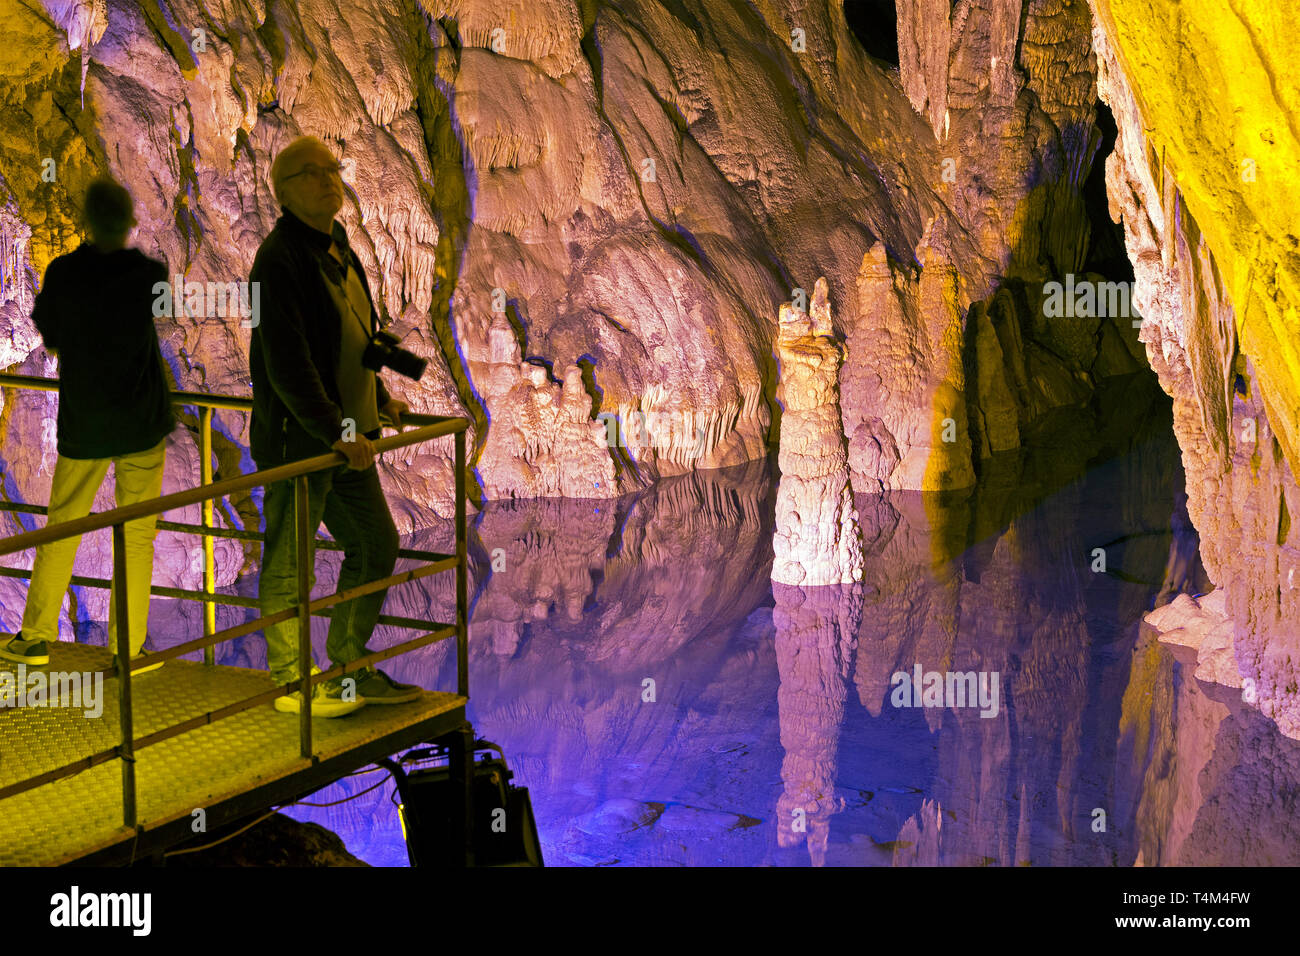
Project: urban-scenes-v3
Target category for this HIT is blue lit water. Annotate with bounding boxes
[262,373,1300,866]
[28,370,1288,866]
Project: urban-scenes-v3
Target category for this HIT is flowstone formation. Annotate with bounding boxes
[474,312,617,498]
[771,278,863,587]
[842,237,975,493]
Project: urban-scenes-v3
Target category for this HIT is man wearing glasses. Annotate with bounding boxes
[249,135,420,717]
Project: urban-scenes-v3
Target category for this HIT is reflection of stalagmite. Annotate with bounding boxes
[467,496,616,659]
[461,459,774,665]
[773,581,861,866]
[892,798,945,866]
[772,277,863,586]
[849,422,1177,865]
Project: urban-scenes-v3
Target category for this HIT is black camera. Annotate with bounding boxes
[363,329,426,380]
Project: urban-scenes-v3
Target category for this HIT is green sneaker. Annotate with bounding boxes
[0,632,49,666]
[353,667,422,705]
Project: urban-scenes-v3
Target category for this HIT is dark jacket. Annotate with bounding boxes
[30,244,175,459]
[248,208,390,467]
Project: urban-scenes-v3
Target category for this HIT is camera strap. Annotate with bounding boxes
[330,243,375,340]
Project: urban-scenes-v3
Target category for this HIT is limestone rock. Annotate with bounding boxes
[1092,11,1300,739]
[841,240,976,493]
[1144,589,1240,689]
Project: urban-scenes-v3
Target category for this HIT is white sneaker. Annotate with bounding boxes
[112,649,163,676]
[273,666,365,718]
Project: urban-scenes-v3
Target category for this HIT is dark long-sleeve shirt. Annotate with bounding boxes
[30,244,175,459]
[247,208,390,466]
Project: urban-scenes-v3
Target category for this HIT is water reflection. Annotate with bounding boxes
[269,372,1300,866]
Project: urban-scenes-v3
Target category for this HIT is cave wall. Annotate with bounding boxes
[1089,0,1300,478]
[0,0,1134,514]
[1087,1,1300,738]
[4,0,1290,740]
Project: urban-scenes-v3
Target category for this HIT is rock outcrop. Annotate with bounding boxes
[1144,590,1239,689]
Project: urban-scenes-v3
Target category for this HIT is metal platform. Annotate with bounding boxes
[0,641,465,866]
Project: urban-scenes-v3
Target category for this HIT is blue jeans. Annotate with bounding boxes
[259,460,399,686]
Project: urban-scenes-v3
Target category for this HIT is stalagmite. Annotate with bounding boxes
[771,277,863,586]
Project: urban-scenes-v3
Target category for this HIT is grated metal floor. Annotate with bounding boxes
[0,641,463,866]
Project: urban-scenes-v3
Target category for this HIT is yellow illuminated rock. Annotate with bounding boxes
[1091,0,1300,473]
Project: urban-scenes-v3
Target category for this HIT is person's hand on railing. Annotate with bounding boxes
[380,397,409,431]
[332,434,376,469]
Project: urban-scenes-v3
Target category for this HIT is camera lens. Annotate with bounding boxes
[363,331,427,380]
[391,350,427,380]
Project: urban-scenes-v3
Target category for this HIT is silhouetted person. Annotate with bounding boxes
[250,135,418,717]
[0,176,174,673]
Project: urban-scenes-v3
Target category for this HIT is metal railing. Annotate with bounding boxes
[0,374,471,829]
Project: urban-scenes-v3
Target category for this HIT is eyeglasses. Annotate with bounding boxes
[282,162,344,182]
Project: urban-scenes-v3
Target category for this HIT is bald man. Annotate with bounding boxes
[249,136,420,717]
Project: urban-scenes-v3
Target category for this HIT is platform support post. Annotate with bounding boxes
[112,521,136,829]
[295,475,312,758]
[201,405,216,666]
[448,721,475,866]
